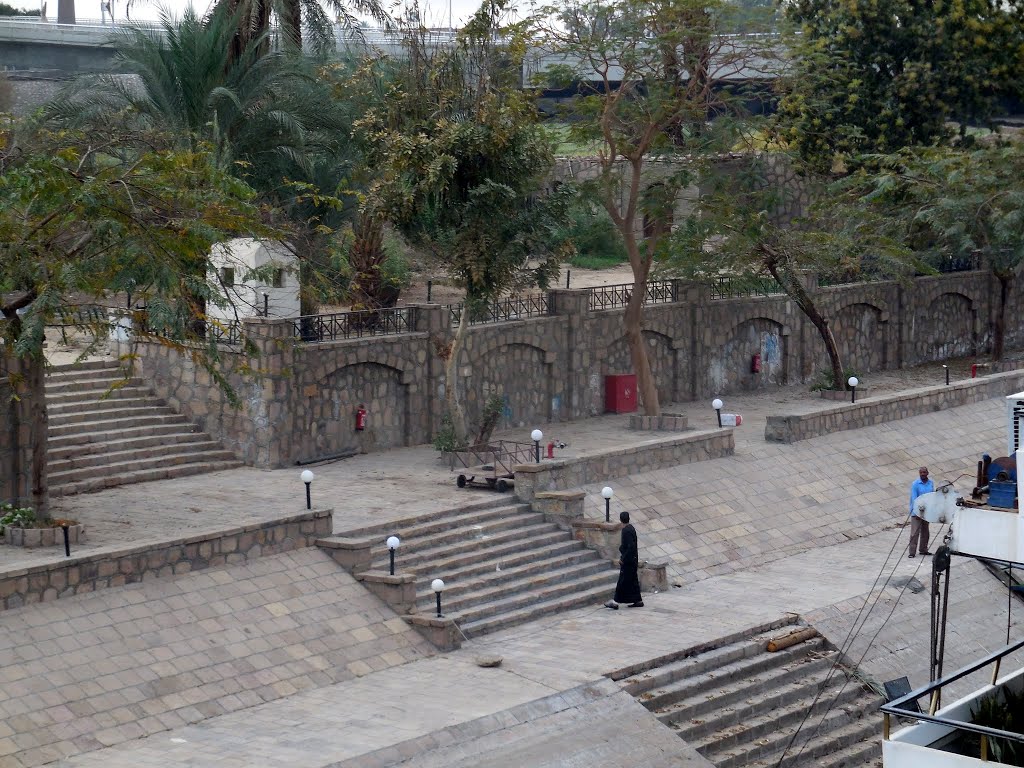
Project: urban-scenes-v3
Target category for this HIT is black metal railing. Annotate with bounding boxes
[207,319,243,346]
[587,280,677,311]
[54,304,108,326]
[881,636,1024,760]
[710,275,784,300]
[293,307,415,342]
[933,252,983,273]
[448,293,550,327]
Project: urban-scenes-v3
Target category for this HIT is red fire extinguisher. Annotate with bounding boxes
[355,404,367,431]
[751,353,762,374]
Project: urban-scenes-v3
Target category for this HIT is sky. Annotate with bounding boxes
[9,0,497,27]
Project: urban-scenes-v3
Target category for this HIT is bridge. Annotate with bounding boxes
[0,17,460,71]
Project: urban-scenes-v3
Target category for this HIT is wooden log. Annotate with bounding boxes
[766,626,819,652]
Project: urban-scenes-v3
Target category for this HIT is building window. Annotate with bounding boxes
[272,268,285,289]
[219,267,235,287]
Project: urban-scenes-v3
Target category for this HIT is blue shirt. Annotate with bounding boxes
[910,478,934,516]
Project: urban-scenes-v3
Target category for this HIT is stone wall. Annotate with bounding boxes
[0,509,332,611]
[765,369,1024,444]
[133,267,1019,468]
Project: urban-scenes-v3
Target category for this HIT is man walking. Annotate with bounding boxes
[605,511,644,609]
[909,466,934,558]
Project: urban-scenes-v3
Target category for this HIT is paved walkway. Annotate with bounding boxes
[1,364,1019,766]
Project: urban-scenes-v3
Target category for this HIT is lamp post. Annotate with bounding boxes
[386,535,400,576]
[531,429,543,463]
[601,486,614,523]
[263,292,269,317]
[943,364,950,386]
[712,398,723,428]
[301,469,314,510]
[431,578,445,617]
[848,376,859,404]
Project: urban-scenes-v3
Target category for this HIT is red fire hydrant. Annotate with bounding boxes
[355,404,367,431]
[546,441,555,459]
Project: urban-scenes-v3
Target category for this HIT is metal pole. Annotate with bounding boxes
[945,366,950,386]
[389,549,396,576]
[427,280,432,302]
[851,386,857,404]
[305,482,311,510]
[263,293,269,317]
[534,440,540,463]
[566,270,570,289]
[435,591,443,617]
[605,498,610,523]
[715,408,722,428]
[61,525,70,557]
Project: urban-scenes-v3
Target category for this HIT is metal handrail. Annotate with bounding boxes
[292,307,414,342]
[587,280,677,311]
[448,293,550,327]
[881,636,1024,748]
[710,274,784,300]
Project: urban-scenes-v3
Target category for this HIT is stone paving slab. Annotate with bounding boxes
[43,526,1024,768]
[0,549,433,768]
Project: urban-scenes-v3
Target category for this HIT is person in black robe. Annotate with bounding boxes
[606,510,643,609]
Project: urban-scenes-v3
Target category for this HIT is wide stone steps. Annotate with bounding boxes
[48,427,206,460]
[49,440,234,474]
[376,521,570,571]
[648,640,833,726]
[368,509,543,567]
[342,501,617,640]
[48,412,193,440]
[413,544,603,595]
[619,622,882,768]
[45,362,242,496]
[423,556,611,613]
[50,459,242,497]
[456,579,612,638]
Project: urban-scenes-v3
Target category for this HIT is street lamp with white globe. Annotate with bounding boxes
[301,469,314,510]
[848,376,859,404]
[531,429,543,463]
[712,398,724,428]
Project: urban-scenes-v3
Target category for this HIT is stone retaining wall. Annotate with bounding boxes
[765,370,1024,443]
[0,508,332,611]
[132,268,1019,468]
[513,429,735,501]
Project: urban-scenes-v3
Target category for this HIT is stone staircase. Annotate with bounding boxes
[618,619,883,768]
[46,360,242,496]
[339,500,616,639]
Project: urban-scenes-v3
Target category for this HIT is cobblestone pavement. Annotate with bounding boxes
[3,365,1020,766]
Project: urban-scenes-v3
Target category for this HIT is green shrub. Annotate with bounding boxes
[810,366,861,392]
[557,199,627,269]
[433,412,464,453]
[0,503,36,534]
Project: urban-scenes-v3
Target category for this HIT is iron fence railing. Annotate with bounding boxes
[54,304,108,326]
[587,280,677,311]
[207,319,243,346]
[448,293,550,327]
[293,307,414,342]
[710,275,784,300]
[932,252,983,273]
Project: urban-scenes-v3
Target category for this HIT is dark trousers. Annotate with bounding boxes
[909,516,930,555]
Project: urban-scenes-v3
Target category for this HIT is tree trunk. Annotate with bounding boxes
[444,306,470,445]
[624,284,660,415]
[349,214,400,310]
[23,354,49,520]
[993,272,1010,362]
[766,258,844,390]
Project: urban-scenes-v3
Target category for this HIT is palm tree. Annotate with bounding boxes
[219,0,391,57]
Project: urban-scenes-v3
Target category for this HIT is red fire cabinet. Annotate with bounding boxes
[605,374,638,414]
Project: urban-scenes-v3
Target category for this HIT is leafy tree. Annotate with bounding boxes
[834,143,1024,361]
[0,124,277,515]
[533,0,775,415]
[355,1,574,443]
[48,8,368,314]
[215,0,389,56]
[668,153,919,390]
[0,3,40,14]
[778,0,1024,171]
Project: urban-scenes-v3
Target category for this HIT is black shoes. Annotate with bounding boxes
[629,601,644,608]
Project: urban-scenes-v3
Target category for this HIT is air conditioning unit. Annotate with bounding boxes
[1007,391,1024,457]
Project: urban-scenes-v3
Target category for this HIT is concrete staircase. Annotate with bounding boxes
[46,360,242,496]
[341,500,616,639]
[619,619,883,768]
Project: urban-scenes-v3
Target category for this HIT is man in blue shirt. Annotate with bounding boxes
[908,466,935,558]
